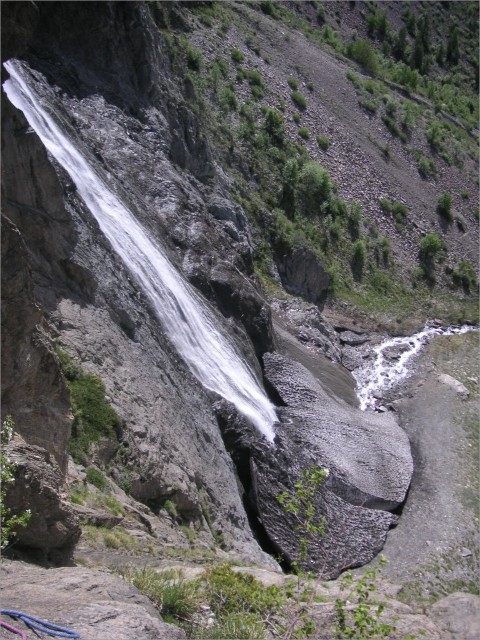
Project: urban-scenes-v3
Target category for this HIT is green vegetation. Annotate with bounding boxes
[164,499,179,520]
[86,466,109,491]
[347,39,377,73]
[297,126,310,140]
[121,565,286,638]
[56,347,121,465]
[420,232,444,259]
[287,76,299,90]
[291,90,307,110]
[231,47,244,63]
[437,192,453,222]
[418,155,436,179]
[379,198,408,228]
[316,135,329,150]
[0,416,30,550]
[335,558,395,639]
[451,260,478,292]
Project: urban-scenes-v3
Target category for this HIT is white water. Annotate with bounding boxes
[354,323,477,410]
[3,60,277,441]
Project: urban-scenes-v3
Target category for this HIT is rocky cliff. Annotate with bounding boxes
[7,0,478,581]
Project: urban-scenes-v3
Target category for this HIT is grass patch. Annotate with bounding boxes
[291,91,307,110]
[316,135,329,150]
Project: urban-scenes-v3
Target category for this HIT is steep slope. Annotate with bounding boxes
[1,0,475,582]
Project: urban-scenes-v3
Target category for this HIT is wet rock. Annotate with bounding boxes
[438,374,470,399]
[4,434,81,565]
[0,560,186,640]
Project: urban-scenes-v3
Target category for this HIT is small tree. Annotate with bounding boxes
[446,26,459,65]
[277,465,329,570]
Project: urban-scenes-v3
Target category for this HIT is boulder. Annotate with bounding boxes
[438,374,470,399]
[275,247,330,306]
[4,434,81,565]
[0,560,186,640]
[430,592,480,640]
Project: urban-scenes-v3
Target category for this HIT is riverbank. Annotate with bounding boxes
[377,330,479,603]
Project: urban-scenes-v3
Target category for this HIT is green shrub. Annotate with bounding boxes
[231,47,244,63]
[86,466,108,491]
[298,161,333,216]
[451,260,478,292]
[219,87,237,112]
[263,108,285,146]
[288,76,299,90]
[420,232,443,258]
[316,135,330,150]
[292,112,301,124]
[104,496,125,517]
[291,91,307,110]
[57,348,121,464]
[379,198,408,227]
[186,44,202,71]
[347,39,377,73]
[123,567,201,624]
[437,192,453,221]
[246,70,263,87]
[352,239,366,279]
[298,127,310,140]
[418,155,436,179]
[164,499,178,520]
[250,84,264,100]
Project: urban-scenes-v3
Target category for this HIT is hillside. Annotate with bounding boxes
[1,2,478,639]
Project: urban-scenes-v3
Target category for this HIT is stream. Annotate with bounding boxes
[353,322,478,411]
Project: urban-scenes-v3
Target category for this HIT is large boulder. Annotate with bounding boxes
[276,247,330,305]
[4,434,81,565]
[0,560,186,640]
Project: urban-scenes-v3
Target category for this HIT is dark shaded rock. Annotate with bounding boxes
[1,216,72,474]
[4,434,81,565]
[0,560,186,640]
[276,247,330,305]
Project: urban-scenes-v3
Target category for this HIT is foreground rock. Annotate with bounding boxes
[4,434,81,565]
[0,561,185,640]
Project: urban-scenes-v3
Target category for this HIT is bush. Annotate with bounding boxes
[164,499,178,520]
[219,87,237,112]
[231,48,244,63]
[420,232,443,258]
[57,348,121,464]
[185,44,202,71]
[316,135,330,150]
[352,239,366,279]
[86,466,108,491]
[288,76,299,90]
[437,192,453,221]
[297,161,333,216]
[451,260,478,292]
[379,198,408,227]
[292,112,301,123]
[291,91,307,110]
[298,127,310,139]
[347,39,377,73]
[418,156,436,179]
[263,108,285,146]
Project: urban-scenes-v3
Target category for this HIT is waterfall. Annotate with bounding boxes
[353,323,477,410]
[3,60,277,442]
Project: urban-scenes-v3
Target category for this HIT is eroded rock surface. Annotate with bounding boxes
[0,561,186,640]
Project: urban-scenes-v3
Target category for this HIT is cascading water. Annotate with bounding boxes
[354,323,477,410]
[3,60,277,442]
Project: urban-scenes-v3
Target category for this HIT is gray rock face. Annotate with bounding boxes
[264,353,413,510]
[430,592,480,640]
[276,247,330,306]
[0,560,186,640]
[4,434,81,565]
